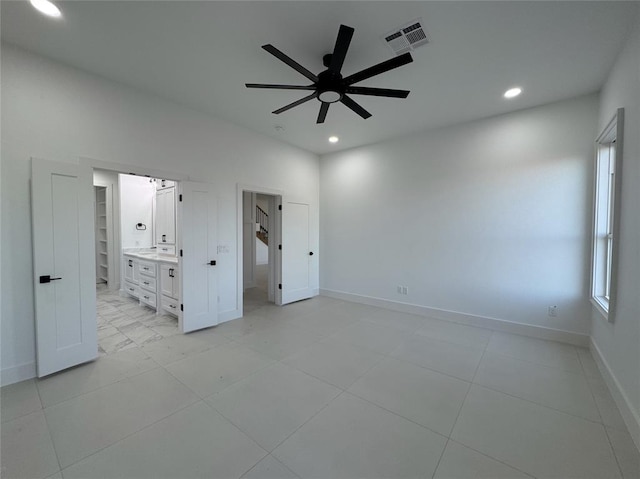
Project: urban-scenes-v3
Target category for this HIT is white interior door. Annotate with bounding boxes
[179,181,218,333]
[280,200,313,305]
[31,158,97,377]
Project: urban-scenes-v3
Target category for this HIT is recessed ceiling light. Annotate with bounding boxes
[504,87,522,99]
[30,0,61,18]
[328,136,339,143]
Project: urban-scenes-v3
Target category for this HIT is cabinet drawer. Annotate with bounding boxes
[140,276,157,293]
[161,295,179,317]
[157,245,176,255]
[124,281,139,298]
[140,290,157,308]
[138,260,157,277]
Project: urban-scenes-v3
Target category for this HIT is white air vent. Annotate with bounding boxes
[383,18,429,56]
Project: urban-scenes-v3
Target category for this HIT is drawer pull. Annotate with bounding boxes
[143,295,150,300]
[143,281,149,285]
[169,304,176,309]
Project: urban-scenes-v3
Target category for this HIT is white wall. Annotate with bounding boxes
[119,174,155,249]
[320,95,598,339]
[592,14,640,448]
[256,240,269,265]
[256,194,270,214]
[0,43,319,384]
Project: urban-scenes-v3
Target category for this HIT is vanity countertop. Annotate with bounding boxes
[123,251,178,264]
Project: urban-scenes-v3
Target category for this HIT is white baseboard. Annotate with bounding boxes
[590,339,640,452]
[1,361,36,387]
[320,289,589,347]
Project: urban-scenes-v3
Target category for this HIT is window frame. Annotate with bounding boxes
[591,108,624,323]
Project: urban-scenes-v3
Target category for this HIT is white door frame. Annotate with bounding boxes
[236,184,284,315]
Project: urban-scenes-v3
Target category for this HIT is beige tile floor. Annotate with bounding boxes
[2,284,639,478]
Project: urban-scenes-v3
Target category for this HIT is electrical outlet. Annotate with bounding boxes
[548,305,558,317]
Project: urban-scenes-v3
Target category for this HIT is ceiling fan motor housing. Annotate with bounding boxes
[317,69,344,103]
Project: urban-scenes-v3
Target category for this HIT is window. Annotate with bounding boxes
[591,109,624,322]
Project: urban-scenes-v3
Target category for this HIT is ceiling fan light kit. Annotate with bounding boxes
[246,24,414,124]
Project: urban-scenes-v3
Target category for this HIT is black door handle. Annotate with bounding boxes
[207,260,216,266]
[309,252,314,256]
[40,275,62,284]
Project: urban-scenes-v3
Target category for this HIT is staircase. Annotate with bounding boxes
[256,205,268,245]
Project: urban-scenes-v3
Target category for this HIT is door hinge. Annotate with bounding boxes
[278,283,282,290]
[180,249,183,257]
[278,204,282,211]
[179,194,182,202]
[180,304,183,311]
[278,244,282,250]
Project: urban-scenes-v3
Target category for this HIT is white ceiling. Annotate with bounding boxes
[2,1,637,154]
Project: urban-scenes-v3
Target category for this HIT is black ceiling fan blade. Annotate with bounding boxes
[340,95,372,119]
[343,52,413,86]
[317,102,330,124]
[329,25,355,74]
[262,44,319,82]
[345,86,410,98]
[273,92,318,114]
[246,83,316,91]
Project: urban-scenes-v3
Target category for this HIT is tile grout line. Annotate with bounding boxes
[577,349,626,478]
[342,389,450,442]
[56,397,204,475]
[441,332,540,479]
[38,355,164,410]
[445,438,539,479]
[34,379,64,476]
[430,438,450,479]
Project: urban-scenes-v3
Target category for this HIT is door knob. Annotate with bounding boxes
[39,275,62,284]
[207,260,216,266]
[309,252,314,256]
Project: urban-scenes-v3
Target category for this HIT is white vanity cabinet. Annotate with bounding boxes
[155,187,176,246]
[123,257,140,298]
[123,252,179,316]
[160,263,180,316]
[138,260,158,309]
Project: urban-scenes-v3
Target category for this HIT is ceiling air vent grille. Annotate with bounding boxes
[383,19,429,56]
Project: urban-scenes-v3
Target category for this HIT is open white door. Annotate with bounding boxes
[280,200,313,305]
[31,158,97,377]
[179,181,218,333]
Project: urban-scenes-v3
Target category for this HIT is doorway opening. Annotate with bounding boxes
[242,190,279,313]
[93,171,181,356]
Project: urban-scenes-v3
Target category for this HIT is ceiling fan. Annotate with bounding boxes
[246,25,414,124]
